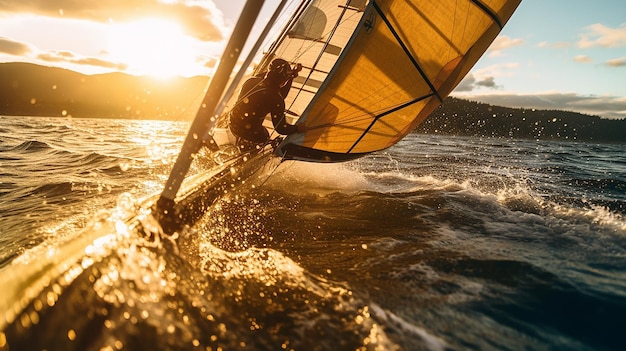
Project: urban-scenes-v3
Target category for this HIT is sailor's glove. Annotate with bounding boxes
[290,63,303,78]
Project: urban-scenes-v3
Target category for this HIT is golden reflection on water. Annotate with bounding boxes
[121,119,186,162]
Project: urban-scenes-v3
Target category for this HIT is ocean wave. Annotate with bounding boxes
[567,177,626,195]
[66,152,138,175]
[30,181,75,198]
[4,140,52,152]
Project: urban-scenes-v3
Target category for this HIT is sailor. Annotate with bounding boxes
[229,58,306,150]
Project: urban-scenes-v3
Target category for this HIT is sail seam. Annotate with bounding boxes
[347,93,435,153]
[371,1,443,103]
[340,4,366,12]
[470,0,503,29]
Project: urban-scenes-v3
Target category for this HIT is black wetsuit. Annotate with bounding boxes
[229,76,298,145]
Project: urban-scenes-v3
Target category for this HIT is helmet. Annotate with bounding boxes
[269,58,291,73]
[266,58,292,82]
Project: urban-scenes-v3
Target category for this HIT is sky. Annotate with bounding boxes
[0,0,624,119]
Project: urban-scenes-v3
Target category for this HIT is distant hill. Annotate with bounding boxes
[0,62,208,120]
[416,97,626,143]
[1,62,624,143]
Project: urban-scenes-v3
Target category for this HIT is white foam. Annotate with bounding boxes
[265,161,372,192]
[552,203,626,234]
[368,303,450,351]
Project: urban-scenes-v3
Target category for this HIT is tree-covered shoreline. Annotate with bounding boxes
[417,97,626,143]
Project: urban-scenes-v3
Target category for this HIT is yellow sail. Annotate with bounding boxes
[272,0,521,162]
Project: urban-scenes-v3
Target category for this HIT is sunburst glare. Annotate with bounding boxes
[106,18,201,78]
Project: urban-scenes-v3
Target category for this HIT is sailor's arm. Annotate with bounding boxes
[271,103,306,135]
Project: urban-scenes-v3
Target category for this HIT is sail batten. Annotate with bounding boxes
[372,0,443,103]
[471,0,504,28]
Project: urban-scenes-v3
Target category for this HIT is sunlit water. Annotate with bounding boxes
[1,116,625,350]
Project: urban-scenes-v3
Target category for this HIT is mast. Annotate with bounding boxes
[216,0,290,116]
[156,0,265,220]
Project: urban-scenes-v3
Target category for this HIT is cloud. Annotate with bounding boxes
[456,74,502,92]
[203,57,218,70]
[0,37,33,55]
[456,62,520,92]
[0,0,225,42]
[454,74,476,92]
[75,57,128,70]
[37,50,127,70]
[36,50,74,62]
[475,76,497,89]
[452,92,626,119]
[605,56,626,67]
[487,35,523,57]
[0,36,126,70]
[537,41,570,49]
[573,55,593,63]
[578,23,626,48]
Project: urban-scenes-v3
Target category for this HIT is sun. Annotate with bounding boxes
[107,18,203,78]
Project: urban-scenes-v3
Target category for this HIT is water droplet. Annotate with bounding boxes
[167,324,175,333]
